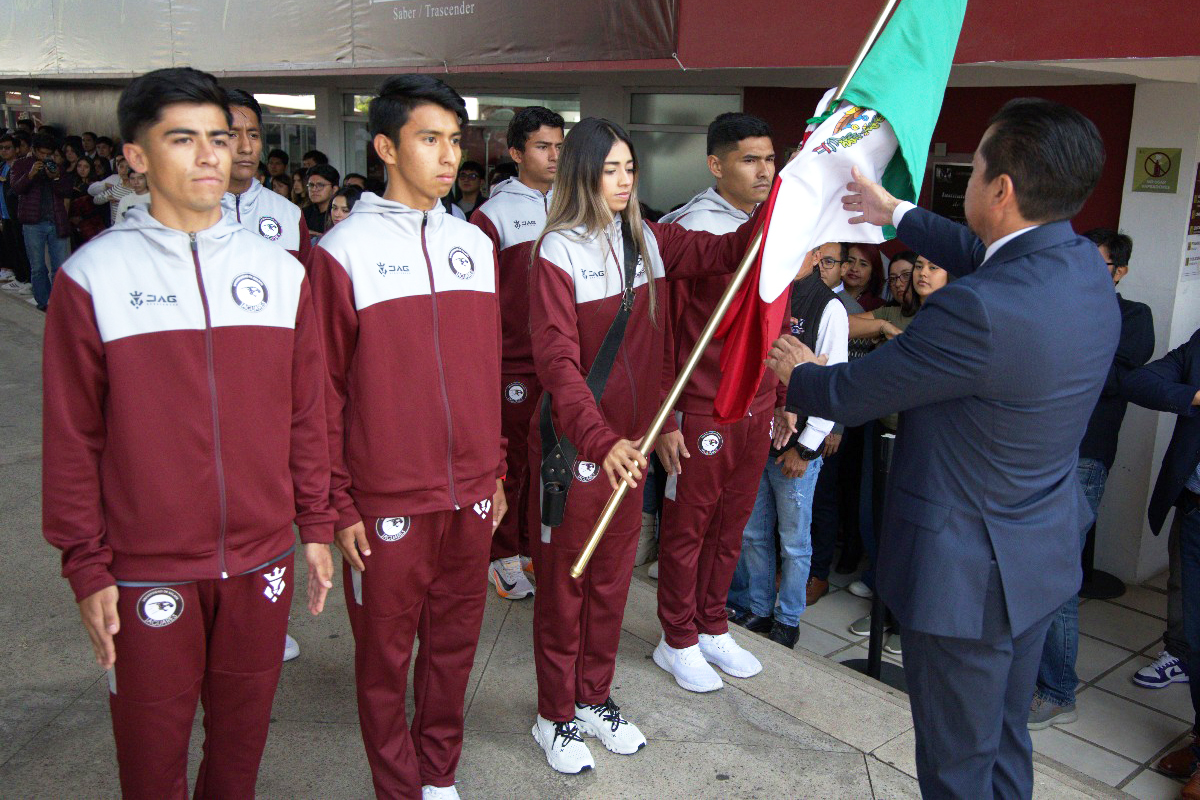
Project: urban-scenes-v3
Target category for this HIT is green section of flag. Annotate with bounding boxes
[837,0,967,209]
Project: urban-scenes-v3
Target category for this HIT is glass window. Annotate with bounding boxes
[629,130,712,216]
[630,93,739,127]
[344,121,371,180]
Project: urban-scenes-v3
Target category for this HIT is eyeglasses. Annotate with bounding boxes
[888,271,913,285]
[458,172,480,180]
[818,257,844,269]
[305,181,331,191]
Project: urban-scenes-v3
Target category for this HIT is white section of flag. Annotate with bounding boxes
[758,88,899,303]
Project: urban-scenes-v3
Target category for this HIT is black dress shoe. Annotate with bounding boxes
[737,613,775,634]
[768,621,800,649]
[725,605,750,626]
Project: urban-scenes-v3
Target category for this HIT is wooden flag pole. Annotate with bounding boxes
[569,0,902,580]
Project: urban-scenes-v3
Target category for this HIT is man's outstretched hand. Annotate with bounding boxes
[842,166,901,227]
[766,334,827,384]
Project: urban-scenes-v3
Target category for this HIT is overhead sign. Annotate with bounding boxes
[929,162,971,224]
[1132,147,1182,194]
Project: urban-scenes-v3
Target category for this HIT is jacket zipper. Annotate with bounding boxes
[421,211,461,510]
[234,193,241,223]
[191,233,230,577]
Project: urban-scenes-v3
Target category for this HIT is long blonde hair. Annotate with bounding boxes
[534,117,656,323]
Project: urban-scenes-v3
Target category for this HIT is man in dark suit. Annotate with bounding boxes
[1120,331,1200,798]
[766,98,1117,798]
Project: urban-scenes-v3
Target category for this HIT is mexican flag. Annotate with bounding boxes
[712,0,967,423]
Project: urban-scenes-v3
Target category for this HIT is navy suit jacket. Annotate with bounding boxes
[788,208,1120,638]
[1122,330,1200,534]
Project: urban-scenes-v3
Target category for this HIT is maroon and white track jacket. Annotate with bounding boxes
[531,216,757,462]
[221,177,313,263]
[43,207,335,602]
[470,177,550,376]
[308,194,505,528]
[659,188,784,416]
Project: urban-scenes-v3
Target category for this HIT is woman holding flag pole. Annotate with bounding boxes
[526,117,760,774]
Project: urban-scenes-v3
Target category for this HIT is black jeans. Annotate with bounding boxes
[0,218,29,283]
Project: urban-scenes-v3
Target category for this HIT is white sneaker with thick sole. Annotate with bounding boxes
[489,555,535,599]
[574,697,646,755]
[647,560,659,579]
[698,632,762,678]
[283,634,300,662]
[847,580,874,599]
[0,268,14,281]
[532,716,595,774]
[520,555,535,580]
[653,638,723,692]
[421,785,460,799]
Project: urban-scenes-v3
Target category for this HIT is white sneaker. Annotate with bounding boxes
[520,555,535,580]
[489,555,535,599]
[283,634,300,662]
[574,697,646,755]
[13,282,34,296]
[647,560,659,579]
[847,580,874,599]
[421,785,460,799]
[698,632,762,678]
[0,281,20,293]
[0,268,13,281]
[532,716,595,774]
[653,638,723,692]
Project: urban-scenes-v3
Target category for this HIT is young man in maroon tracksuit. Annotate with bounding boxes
[652,113,782,691]
[42,68,336,799]
[470,105,564,601]
[307,75,506,800]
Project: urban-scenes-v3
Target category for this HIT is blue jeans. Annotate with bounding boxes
[22,219,68,308]
[728,455,822,627]
[1034,457,1107,706]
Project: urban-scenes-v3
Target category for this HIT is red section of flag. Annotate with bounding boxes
[713,175,792,424]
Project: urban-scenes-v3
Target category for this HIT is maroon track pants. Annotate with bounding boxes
[345,506,492,798]
[491,373,540,561]
[657,410,771,649]
[530,438,642,722]
[107,552,294,800]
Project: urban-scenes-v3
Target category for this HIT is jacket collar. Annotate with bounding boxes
[983,220,1077,267]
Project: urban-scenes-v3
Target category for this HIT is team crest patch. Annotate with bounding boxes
[505,381,528,403]
[230,273,268,312]
[447,247,475,279]
[474,498,492,519]
[262,566,287,603]
[137,588,184,627]
[257,216,282,241]
[576,461,599,483]
[376,516,411,542]
[790,316,805,336]
[698,431,724,456]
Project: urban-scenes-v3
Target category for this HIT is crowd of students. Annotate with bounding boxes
[30,65,1200,800]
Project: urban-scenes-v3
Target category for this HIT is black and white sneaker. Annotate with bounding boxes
[574,697,647,755]
[532,715,595,774]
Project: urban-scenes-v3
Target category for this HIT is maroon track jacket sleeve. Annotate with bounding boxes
[307,245,362,532]
[647,209,759,281]
[42,272,116,601]
[291,276,337,544]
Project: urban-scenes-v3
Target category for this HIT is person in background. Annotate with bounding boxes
[0,134,32,293]
[291,169,308,206]
[115,170,151,221]
[13,130,32,159]
[343,172,367,189]
[451,159,486,219]
[843,242,885,311]
[255,162,269,184]
[489,161,518,190]
[9,131,73,310]
[91,154,112,183]
[881,249,915,307]
[267,148,290,179]
[328,185,362,227]
[61,136,84,173]
[270,173,292,198]
[95,136,115,170]
[303,163,338,235]
[67,156,106,247]
[80,131,97,159]
[89,155,133,225]
[301,149,328,169]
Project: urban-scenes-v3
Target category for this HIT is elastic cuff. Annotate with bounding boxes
[298,522,334,545]
[335,503,362,533]
[67,568,118,604]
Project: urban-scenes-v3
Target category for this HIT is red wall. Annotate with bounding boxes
[745,83,1135,238]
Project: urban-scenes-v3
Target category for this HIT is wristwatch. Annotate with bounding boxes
[794,444,822,461]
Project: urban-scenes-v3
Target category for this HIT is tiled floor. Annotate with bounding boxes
[773,562,1192,798]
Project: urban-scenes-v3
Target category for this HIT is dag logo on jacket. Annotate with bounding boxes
[698,431,724,456]
[137,588,184,627]
[231,273,268,312]
[376,516,411,542]
[448,247,475,280]
[258,216,282,241]
[505,381,527,404]
[576,461,599,482]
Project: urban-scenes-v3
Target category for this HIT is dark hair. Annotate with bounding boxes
[118,67,230,145]
[980,98,1104,223]
[707,112,772,157]
[886,249,919,310]
[82,130,97,141]
[369,74,468,143]
[0,134,14,147]
[14,130,32,146]
[1084,227,1132,268]
[333,185,363,212]
[267,148,289,164]
[343,172,366,184]
[458,160,484,178]
[96,135,113,147]
[307,163,340,187]
[31,132,59,153]
[225,88,263,125]
[506,106,565,153]
[490,160,518,186]
[270,173,291,191]
[63,135,84,159]
[92,155,112,180]
[15,119,34,131]
[846,242,884,298]
[302,149,328,165]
